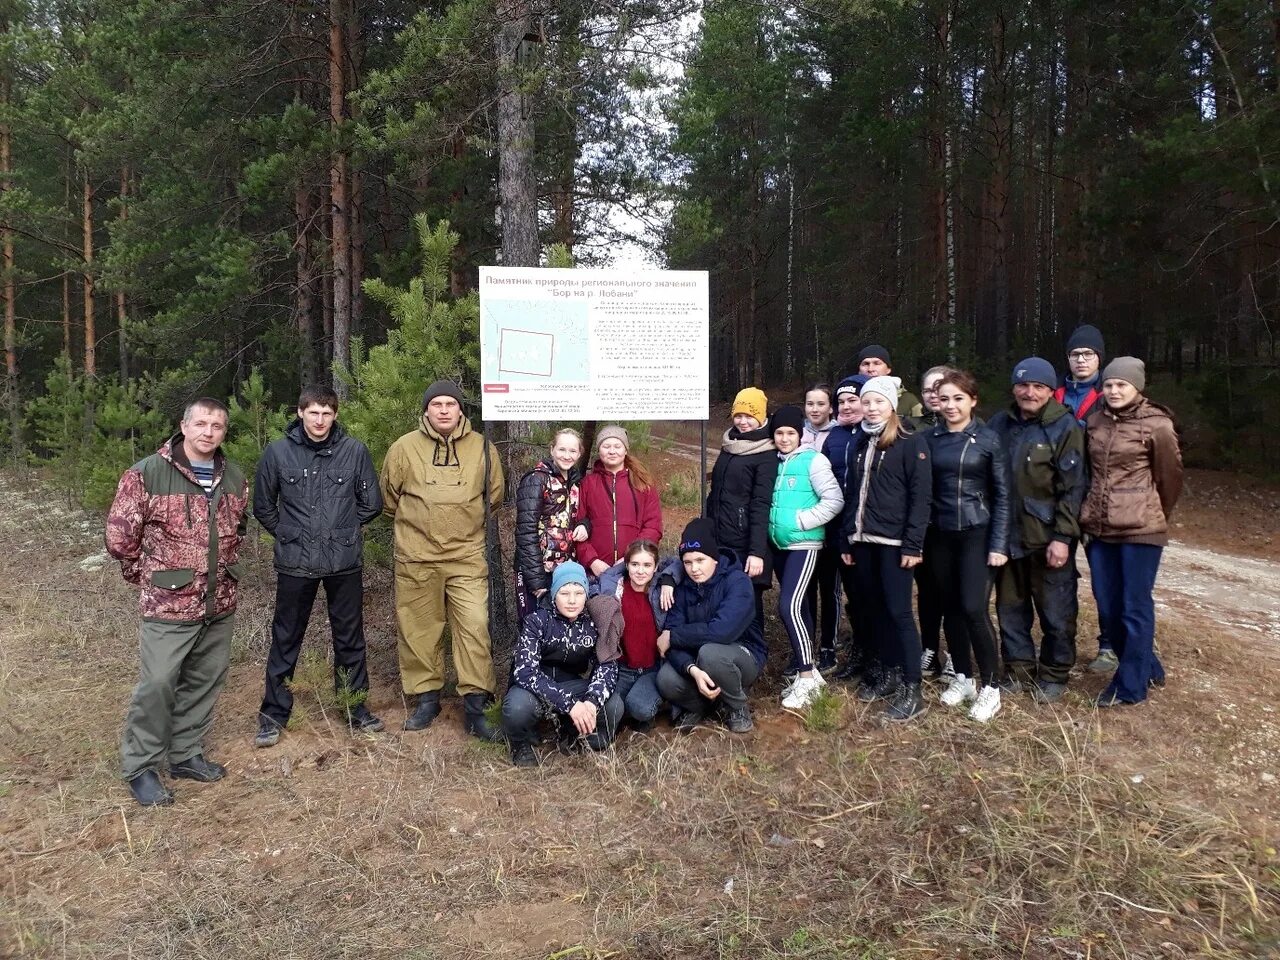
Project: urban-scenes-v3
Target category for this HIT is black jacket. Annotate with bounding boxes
[840,428,932,556]
[987,399,1087,558]
[513,459,583,593]
[253,419,383,577]
[706,424,778,586]
[926,419,1012,556]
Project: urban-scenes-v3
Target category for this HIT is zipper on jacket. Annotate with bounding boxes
[609,472,618,561]
[955,434,970,531]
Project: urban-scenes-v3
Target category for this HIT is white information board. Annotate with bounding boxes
[479,266,709,421]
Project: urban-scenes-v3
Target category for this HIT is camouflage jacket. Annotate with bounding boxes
[105,435,250,623]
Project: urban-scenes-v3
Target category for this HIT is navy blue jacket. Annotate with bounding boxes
[664,549,761,674]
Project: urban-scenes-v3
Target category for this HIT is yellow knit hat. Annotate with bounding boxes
[731,387,767,424]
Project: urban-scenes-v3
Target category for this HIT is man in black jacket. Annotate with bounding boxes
[252,385,385,746]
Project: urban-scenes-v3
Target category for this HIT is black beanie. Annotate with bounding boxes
[858,343,891,366]
[679,517,720,558]
[422,379,465,411]
[770,405,805,436]
[1066,325,1105,359]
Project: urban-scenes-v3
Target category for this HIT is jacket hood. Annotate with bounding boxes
[535,457,581,483]
[803,420,835,436]
[1099,395,1175,423]
[419,412,473,443]
[158,433,224,486]
[1008,397,1072,426]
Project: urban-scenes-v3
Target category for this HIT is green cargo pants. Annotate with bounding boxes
[120,615,234,781]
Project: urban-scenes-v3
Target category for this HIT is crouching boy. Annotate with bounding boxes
[503,562,623,767]
[656,519,763,733]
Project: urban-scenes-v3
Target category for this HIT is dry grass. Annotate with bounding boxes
[0,471,1277,959]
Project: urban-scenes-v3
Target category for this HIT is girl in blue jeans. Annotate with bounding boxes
[594,540,679,730]
[1080,357,1183,706]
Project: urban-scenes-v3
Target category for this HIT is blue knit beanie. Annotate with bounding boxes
[551,561,588,598]
[835,374,870,399]
[1011,357,1057,388]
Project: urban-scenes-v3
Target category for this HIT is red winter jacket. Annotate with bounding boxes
[106,435,249,623]
[573,461,663,569]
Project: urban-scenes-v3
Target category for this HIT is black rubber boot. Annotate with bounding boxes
[462,692,503,742]
[169,755,226,782]
[404,692,441,731]
[127,769,174,807]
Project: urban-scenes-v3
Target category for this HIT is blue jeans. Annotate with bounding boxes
[502,680,624,749]
[614,664,664,722]
[1086,541,1164,703]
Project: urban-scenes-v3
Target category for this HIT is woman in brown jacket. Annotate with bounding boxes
[1080,357,1183,706]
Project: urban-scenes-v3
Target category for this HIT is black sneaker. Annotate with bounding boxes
[348,704,385,733]
[254,717,282,749]
[511,742,539,767]
[882,682,928,723]
[1031,680,1068,704]
[725,706,754,733]
[673,709,706,734]
[817,648,837,672]
[169,755,226,783]
[127,769,174,807]
[834,653,865,682]
[861,667,902,702]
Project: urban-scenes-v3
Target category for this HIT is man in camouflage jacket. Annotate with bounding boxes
[106,398,249,806]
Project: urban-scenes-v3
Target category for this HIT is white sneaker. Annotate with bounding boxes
[940,653,957,682]
[782,672,827,710]
[968,685,1002,723]
[940,675,976,707]
[920,649,936,673]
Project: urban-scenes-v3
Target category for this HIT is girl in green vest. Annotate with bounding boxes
[768,405,845,710]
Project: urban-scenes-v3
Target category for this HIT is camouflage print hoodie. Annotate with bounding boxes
[105,434,249,623]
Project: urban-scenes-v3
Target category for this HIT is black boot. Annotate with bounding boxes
[462,692,503,742]
[127,769,174,807]
[858,665,900,702]
[404,691,441,731]
[510,742,539,767]
[883,682,928,723]
[834,649,865,682]
[169,754,226,782]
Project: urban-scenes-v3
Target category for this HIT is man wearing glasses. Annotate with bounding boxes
[1055,324,1116,673]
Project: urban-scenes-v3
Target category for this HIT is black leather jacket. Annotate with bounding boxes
[926,418,1012,556]
[252,419,383,577]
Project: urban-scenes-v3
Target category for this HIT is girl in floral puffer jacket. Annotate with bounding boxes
[513,429,586,623]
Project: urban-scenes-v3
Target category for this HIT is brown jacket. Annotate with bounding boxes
[1080,397,1183,545]
[105,435,249,623]
[380,413,503,564]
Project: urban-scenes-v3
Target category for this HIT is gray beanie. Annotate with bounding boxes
[422,380,464,410]
[596,425,630,451]
[1101,357,1146,392]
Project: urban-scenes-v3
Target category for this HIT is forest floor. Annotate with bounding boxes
[1,438,1279,959]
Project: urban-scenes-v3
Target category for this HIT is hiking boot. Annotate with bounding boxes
[673,708,706,734]
[348,704,385,733]
[817,648,837,672]
[939,675,977,708]
[169,754,226,783]
[1030,680,1068,704]
[404,691,441,731]
[1087,649,1119,674]
[782,672,827,710]
[833,652,864,682]
[725,705,754,733]
[968,685,1002,723]
[882,682,927,723]
[510,742,539,767]
[462,692,503,742]
[127,769,174,807]
[864,667,902,702]
[254,717,282,749]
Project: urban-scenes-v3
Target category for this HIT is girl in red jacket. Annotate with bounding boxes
[573,426,663,576]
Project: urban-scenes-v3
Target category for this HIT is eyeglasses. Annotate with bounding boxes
[1068,350,1097,361]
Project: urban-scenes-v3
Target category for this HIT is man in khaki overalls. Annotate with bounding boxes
[380,380,503,739]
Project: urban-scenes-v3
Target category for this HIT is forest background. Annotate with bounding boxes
[1,0,1279,508]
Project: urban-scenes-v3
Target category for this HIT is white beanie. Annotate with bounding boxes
[860,375,901,408]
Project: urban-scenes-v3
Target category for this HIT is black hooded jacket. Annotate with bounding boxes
[253,419,383,577]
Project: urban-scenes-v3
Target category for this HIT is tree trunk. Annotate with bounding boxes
[495,0,539,267]
[347,2,364,339]
[449,131,468,295]
[82,173,95,380]
[329,0,351,397]
[989,9,1012,358]
[116,167,129,382]
[1,69,17,454]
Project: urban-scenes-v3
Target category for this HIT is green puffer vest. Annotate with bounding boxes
[769,450,822,549]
